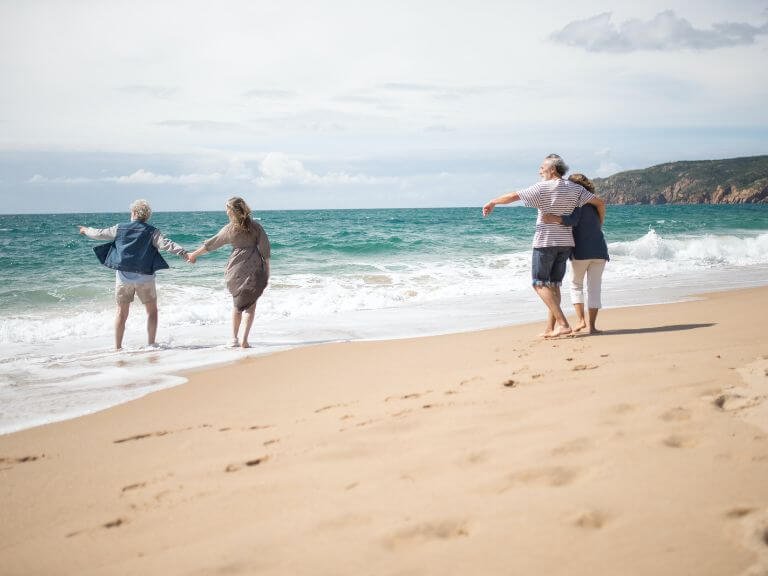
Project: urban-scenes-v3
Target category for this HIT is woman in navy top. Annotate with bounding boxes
[543,173,609,334]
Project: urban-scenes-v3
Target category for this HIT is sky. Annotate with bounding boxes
[1,0,767,213]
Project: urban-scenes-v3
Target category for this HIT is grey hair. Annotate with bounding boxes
[130,199,152,222]
[543,154,569,177]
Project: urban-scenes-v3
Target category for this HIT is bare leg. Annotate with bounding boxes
[144,300,158,345]
[240,302,257,348]
[533,285,571,338]
[539,310,556,338]
[588,308,601,334]
[572,303,587,332]
[231,308,242,347]
[569,260,588,332]
[115,303,130,350]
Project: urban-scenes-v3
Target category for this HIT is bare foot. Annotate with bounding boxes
[227,338,240,348]
[572,322,588,333]
[545,326,573,339]
[241,341,251,349]
[538,330,554,338]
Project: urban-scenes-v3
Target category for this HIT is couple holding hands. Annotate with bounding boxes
[78,197,270,350]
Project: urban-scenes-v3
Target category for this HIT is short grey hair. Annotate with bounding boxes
[130,199,152,222]
[543,154,569,177]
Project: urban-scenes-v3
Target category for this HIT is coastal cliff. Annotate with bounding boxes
[593,155,768,204]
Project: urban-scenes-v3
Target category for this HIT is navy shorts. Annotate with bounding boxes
[531,247,572,287]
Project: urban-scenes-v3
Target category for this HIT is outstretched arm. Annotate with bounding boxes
[187,227,230,263]
[153,231,191,262]
[482,191,521,217]
[78,225,117,240]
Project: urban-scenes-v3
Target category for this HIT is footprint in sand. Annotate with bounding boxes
[729,509,768,573]
[551,438,592,456]
[496,466,580,493]
[225,455,269,473]
[121,482,146,493]
[609,403,636,415]
[725,507,756,519]
[662,435,698,449]
[314,403,349,414]
[384,390,434,404]
[572,364,598,372]
[316,514,372,531]
[113,431,170,444]
[660,407,692,422]
[0,454,45,465]
[573,509,610,530]
[384,519,469,549]
[460,376,484,387]
[713,392,762,412]
[460,451,489,466]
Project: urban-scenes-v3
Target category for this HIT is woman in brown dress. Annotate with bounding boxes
[189,197,270,348]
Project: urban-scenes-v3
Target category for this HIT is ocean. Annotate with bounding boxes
[2,205,768,434]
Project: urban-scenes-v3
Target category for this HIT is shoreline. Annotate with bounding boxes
[4,266,768,437]
[2,286,768,575]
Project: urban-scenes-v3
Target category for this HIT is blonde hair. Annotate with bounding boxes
[130,199,152,222]
[568,173,595,193]
[225,196,253,230]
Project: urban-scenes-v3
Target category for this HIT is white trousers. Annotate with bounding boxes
[570,259,607,309]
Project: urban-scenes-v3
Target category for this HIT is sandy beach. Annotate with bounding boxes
[1,286,768,575]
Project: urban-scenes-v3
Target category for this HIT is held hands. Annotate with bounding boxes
[482,202,496,217]
[185,253,196,264]
[77,226,87,235]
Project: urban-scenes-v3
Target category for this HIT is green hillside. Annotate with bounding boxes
[592,155,768,204]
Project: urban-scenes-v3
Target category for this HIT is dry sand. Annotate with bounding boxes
[1,287,768,575]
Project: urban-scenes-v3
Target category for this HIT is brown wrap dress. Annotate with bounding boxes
[203,220,271,311]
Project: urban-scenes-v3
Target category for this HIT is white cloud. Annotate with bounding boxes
[110,169,222,185]
[28,169,222,185]
[593,149,623,177]
[253,153,398,187]
[28,174,93,184]
[243,88,296,100]
[552,10,768,52]
[27,156,392,189]
[120,85,179,99]
[156,120,247,132]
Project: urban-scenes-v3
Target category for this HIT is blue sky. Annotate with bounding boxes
[1,0,766,213]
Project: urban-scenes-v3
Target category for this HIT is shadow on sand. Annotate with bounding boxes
[599,323,715,336]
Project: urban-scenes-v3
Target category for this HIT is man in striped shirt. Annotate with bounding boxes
[482,154,605,338]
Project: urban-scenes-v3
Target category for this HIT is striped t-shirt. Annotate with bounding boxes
[518,179,595,248]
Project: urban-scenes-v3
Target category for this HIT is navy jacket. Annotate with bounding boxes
[560,205,610,261]
[94,221,170,274]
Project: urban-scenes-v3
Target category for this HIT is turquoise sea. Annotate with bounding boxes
[2,205,768,433]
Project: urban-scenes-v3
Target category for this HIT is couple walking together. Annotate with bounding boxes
[78,197,269,350]
[483,153,610,338]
